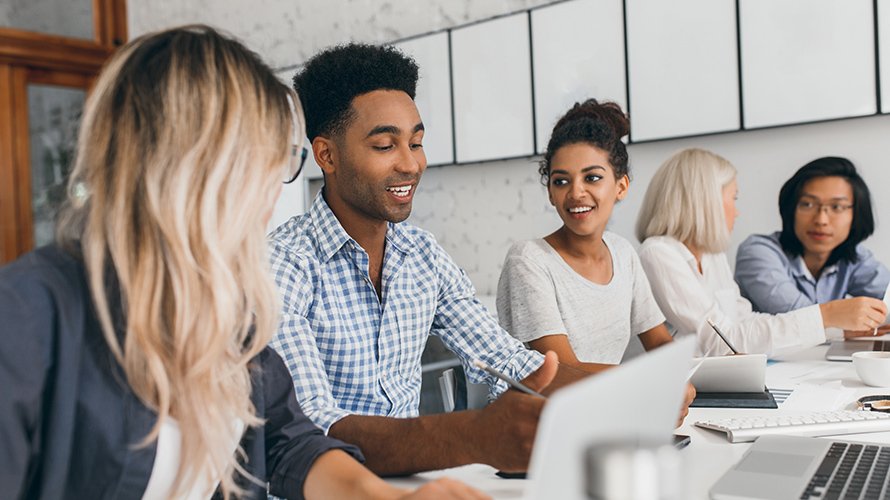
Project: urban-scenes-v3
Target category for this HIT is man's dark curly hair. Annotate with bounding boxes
[293,43,419,141]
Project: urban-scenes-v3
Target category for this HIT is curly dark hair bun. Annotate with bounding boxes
[554,99,629,139]
[539,99,630,185]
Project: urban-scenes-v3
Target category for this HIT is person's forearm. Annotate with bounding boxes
[304,449,406,500]
[328,411,484,476]
[540,363,599,396]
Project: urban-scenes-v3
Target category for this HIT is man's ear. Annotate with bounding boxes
[312,136,337,175]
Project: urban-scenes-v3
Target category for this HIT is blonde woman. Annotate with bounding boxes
[635,148,884,358]
[0,26,485,500]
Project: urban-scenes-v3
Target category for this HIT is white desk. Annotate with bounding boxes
[386,344,890,499]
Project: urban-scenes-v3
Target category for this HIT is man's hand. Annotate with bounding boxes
[822,297,888,331]
[468,351,559,473]
[677,382,696,428]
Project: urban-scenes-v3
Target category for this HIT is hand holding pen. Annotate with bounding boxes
[469,351,558,473]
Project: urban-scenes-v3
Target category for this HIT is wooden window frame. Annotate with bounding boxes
[0,0,126,263]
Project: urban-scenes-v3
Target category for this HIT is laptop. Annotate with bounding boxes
[825,339,890,361]
[711,434,890,499]
[524,337,696,500]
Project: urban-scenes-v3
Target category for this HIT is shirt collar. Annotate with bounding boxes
[789,254,839,282]
[308,189,416,261]
[659,236,699,269]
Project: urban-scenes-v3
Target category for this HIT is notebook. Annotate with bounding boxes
[524,337,696,500]
[711,434,890,499]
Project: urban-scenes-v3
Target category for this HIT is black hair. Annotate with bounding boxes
[538,99,630,185]
[293,42,419,141]
[778,156,875,266]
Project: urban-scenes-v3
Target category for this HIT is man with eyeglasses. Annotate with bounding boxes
[735,156,890,334]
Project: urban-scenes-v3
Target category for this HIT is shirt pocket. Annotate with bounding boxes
[395,305,435,378]
[386,275,436,378]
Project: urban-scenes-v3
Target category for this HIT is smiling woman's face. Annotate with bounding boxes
[793,176,854,259]
[546,143,628,238]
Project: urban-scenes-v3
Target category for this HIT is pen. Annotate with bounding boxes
[707,318,739,354]
[473,359,546,399]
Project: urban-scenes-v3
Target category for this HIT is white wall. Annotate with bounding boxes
[129,0,890,296]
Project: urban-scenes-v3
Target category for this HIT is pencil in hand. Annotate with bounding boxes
[473,359,546,399]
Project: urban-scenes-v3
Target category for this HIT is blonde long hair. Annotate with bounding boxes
[58,25,296,498]
[635,147,737,254]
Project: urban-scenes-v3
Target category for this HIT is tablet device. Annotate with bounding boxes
[689,354,766,392]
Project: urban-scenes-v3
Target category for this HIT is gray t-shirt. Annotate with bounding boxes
[496,232,665,364]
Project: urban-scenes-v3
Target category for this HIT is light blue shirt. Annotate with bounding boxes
[268,192,543,433]
[734,231,890,314]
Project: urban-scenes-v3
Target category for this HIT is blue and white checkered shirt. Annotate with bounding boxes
[268,192,544,433]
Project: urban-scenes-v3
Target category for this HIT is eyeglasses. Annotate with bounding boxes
[796,200,853,216]
[284,145,308,184]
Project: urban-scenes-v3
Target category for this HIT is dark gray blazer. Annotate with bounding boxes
[0,245,361,499]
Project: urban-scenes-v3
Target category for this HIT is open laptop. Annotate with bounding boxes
[711,434,890,499]
[524,337,696,500]
[826,339,890,361]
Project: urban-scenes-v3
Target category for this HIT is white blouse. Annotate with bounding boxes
[637,235,825,358]
[141,417,244,500]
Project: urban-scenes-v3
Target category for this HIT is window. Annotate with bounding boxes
[0,0,126,263]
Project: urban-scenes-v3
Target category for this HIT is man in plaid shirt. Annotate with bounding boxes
[269,42,673,476]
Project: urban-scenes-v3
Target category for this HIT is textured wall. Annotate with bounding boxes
[128,0,557,70]
[128,0,890,297]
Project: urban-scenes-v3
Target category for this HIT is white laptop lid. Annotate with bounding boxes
[524,337,696,500]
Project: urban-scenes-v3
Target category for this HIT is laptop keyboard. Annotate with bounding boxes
[695,411,890,443]
[801,442,890,499]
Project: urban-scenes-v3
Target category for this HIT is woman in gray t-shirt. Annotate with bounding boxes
[496,99,673,369]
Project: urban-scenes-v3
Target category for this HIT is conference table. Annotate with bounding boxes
[385,343,890,499]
